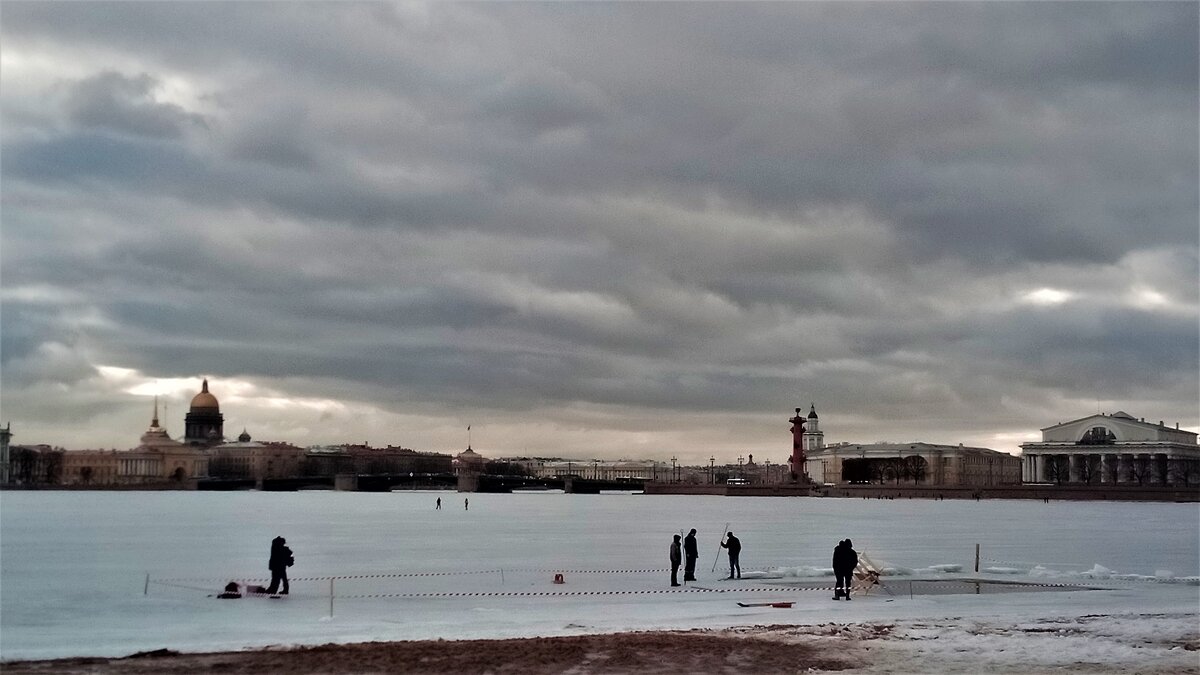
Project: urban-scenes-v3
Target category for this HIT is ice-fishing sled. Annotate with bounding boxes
[216,581,286,599]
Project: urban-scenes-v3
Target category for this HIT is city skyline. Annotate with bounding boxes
[2,3,1197,463]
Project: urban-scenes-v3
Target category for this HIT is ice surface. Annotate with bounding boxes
[1,491,1197,661]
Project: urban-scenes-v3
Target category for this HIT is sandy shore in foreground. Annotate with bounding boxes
[4,616,1197,675]
[0,629,852,674]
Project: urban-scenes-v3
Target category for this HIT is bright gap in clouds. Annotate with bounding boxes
[1020,288,1074,306]
[96,366,345,414]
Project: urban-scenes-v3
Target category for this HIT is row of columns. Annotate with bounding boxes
[1022,452,1180,485]
[118,457,162,478]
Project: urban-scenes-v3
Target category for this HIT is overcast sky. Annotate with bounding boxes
[2,2,1196,464]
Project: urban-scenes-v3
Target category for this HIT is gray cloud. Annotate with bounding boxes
[1,2,1196,460]
[64,71,207,139]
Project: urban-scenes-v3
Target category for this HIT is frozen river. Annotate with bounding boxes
[1,490,1197,660]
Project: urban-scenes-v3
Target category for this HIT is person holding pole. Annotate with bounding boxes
[720,531,741,579]
[669,534,682,587]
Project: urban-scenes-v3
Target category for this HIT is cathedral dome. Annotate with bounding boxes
[190,379,220,411]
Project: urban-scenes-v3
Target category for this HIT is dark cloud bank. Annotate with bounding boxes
[1,2,1196,460]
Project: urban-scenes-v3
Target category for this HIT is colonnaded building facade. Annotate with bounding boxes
[60,393,212,486]
[800,405,1022,487]
[1019,411,1200,487]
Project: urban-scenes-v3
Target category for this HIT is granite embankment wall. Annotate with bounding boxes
[644,482,1199,502]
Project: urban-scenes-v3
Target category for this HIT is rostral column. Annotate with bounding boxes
[789,407,809,483]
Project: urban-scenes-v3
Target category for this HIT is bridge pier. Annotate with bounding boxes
[457,473,479,492]
[334,473,358,491]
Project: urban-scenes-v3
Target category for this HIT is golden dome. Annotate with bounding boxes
[190,379,220,411]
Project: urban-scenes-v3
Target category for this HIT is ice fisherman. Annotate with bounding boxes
[266,536,293,595]
[669,534,682,587]
[720,531,741,579]
[832,539,858,600]
[683,529,698,581]
[436,497,442,510]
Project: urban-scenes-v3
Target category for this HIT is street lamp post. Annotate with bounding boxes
[709,456,715,484]
[737,455,744,479]
[670,456,677,483]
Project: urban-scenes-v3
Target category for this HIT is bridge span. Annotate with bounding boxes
[197,473,645,494]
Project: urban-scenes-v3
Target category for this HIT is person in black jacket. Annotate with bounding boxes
[683,529,698,581]
[720,532,741,579]
[669,534,682,587]
[266,536,293,595]
[832,539,858,600]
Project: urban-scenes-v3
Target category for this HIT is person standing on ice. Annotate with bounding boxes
[720,532,741,579]
[683,529,698,581]
[266,536,293,595]
[436,497,441,510]
[832,539,858,600]
[669,534,682,586]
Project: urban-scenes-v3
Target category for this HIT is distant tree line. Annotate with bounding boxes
[841,456,928,485]
[482,461,531,476]
[7,446,64,486]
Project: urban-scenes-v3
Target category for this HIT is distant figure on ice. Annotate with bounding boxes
[436,497,442,510]
[832,539,858,600]
[683,529,698,582]
[720,532,741,579]
[266,536,293,595]
[669,534,682,586]
[464,497,469,511]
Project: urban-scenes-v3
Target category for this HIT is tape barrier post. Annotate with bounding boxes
[329,578,334,618]
[144,573,150,596]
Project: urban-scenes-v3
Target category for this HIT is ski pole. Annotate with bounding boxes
[711,522,730,573]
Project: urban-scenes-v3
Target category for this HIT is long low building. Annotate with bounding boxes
[60,404,209,486]
[1020,411,1200,486]
[806,441,1022,487]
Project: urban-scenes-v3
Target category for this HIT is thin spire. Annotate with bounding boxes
[152,395,160,427]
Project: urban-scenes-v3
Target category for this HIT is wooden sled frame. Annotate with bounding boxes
[850,552,883,597]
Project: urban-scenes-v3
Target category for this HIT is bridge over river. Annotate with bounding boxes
[197,473,645,494]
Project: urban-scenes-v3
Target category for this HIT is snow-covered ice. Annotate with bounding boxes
[1,491,1197,666]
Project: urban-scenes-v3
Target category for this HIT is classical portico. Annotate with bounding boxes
[1020,411,1199,487]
